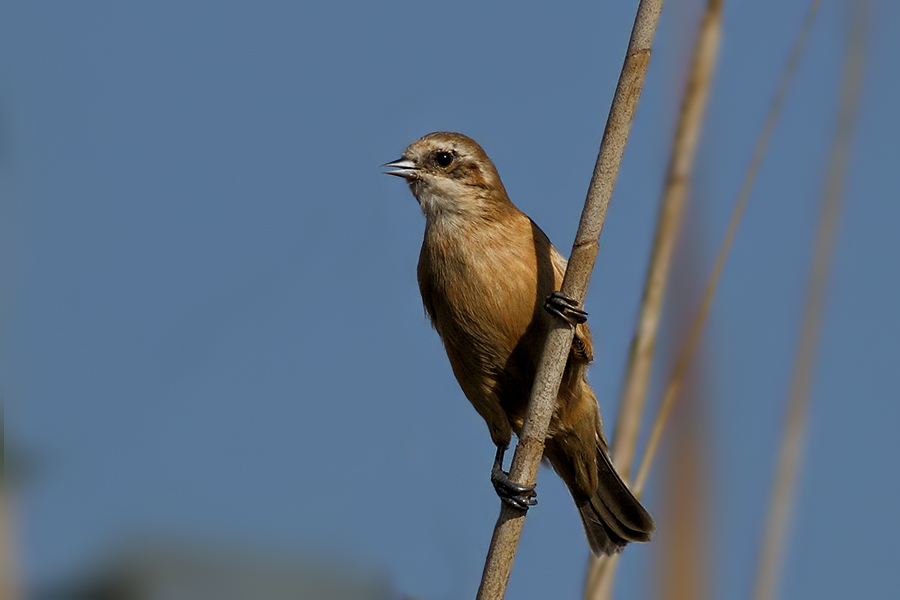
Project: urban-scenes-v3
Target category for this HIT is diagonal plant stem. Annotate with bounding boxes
[474,1,665,598]
[752,3,868,599]
[632,0,822,499]
[584,4,722,598]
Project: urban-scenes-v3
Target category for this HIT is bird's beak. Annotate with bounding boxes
[382,158,419,180]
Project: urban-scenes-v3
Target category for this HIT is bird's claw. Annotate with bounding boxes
[491,445,537,511]
[544,291,588,326]
[491,465,538,510]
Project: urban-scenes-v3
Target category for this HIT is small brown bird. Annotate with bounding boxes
[385,132,654,555]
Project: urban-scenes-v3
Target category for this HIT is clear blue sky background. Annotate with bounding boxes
[3,1,898,598]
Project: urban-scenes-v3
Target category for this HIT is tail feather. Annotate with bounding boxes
[578,449,655,555]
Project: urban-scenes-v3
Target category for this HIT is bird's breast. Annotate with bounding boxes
[418,217,545,363]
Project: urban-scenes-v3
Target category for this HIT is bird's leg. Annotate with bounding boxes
[491,444,537,510]
[544,291,588,326]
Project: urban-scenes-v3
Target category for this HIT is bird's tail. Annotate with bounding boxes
[577,448,655,556]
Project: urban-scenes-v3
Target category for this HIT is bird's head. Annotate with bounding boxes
[384,132,512,224]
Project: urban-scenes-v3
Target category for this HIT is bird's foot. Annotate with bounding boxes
[544,291,588,326]
[491,446,537,511]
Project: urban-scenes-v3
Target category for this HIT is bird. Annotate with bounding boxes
[384,132,654,555]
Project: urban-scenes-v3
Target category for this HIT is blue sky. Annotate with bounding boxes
[3,1,899,598]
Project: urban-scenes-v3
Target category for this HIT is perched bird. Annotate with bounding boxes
[384,132,654,555]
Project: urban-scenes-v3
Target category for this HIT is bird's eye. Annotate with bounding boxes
[434,151,454,168]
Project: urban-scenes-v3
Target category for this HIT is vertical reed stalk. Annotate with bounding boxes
[656,222,711,600]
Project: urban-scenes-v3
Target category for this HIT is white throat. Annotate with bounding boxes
[414,180,477,229]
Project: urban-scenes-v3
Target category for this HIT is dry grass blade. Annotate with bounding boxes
[752,3,868,599]
[583,3,721,597]
[633,0,823,497]
[475,1,665,598]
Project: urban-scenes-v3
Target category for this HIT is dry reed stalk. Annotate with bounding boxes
[475,1,665,598]
[583,3,721,596]
[751,3,867,599]
[610,0,721,479]
[632,0,822,498]
[656,220,712,600]
[583,553,618,600]
[657,368,710,600]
